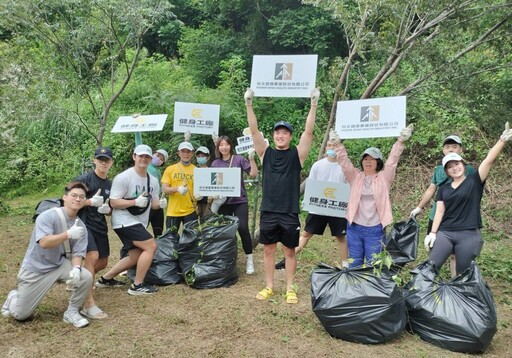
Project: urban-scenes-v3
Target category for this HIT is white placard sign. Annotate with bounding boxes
[250,55,318,97]
[111,114,168,133]
[303,179,350,218]
[235,137,269,154]
[173,102,220,135]
[194,168,241,197]
[335,96,407,139]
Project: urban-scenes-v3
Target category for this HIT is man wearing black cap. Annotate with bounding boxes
[245,87,320,304]
[73,147,118,319]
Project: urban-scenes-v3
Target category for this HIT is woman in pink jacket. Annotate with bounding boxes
[335,125,413,267]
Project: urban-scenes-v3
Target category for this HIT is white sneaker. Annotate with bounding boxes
[246,260,255,275]
[2,290,17,317]
[63,310,89,328]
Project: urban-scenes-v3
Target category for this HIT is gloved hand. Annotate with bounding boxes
[328,128,341,146]
[212,131,219,144]
[97,198,110,214]
[211,196,226,214]
[184,130,191,142]
[177,185,188,196]
[66,267,81,287]
[410,206,422,218]
[194,194,204,201]
[159,197,167,209]
[399,124,414,142]
[424,233,437,252]
[247,148,256,159]
[89,189,104,207]
[244,88,254,106]
[134,193,149,208]
[67,219,86,240]
[500,121,511,141]
[311,87,320,105]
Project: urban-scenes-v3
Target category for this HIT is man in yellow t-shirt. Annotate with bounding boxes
[161,142,197,231]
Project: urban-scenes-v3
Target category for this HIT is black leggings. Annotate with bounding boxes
[218,202,253,255]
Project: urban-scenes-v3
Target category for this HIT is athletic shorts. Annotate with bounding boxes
[86,228,110,258]
[259,211,300,248]
[304,214,347,237]
[114,224,153,251]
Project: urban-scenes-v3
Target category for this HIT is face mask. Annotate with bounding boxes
[151,155,163,166]
[326,149,336,158]
[197,157,208,165]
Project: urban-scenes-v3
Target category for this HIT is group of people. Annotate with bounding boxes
[2,86,510,327]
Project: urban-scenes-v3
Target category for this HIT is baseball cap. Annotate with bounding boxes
[362,147,383,160]
[443,135,462,146]
[195,146,210,155]
[134,144,152,157]
[156,149,169,162]
[178,142,194,151]
[94,147,113,160]
[442,153,464,168]
[273,121,293,134]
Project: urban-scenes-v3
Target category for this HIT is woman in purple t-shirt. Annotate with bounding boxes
[211,136,258,275]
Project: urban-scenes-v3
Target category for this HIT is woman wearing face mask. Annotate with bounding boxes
[335,125,414,268]
[147,149,168,237]
[211,135,258,275]
[194,146,211,218]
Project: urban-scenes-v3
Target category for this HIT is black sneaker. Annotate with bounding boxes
[127,283,159,296]
[95,276,126,288]
[275,258,286,270]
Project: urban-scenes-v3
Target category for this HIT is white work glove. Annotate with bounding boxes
[211,196,226,214]
[500,121,512,141]
[184,130,191,142]
[134,193,149,207]
[424,233,437,252]
[67,219,86,240]
[328,128,341,146]
[212,131,219,144]
[311,87,320,105]
[244,88,254,106]
[159,197,167,209]
[399,124,414,142]
[66,267,81,287]
[247,148,256,159]
[194,194,204,201]
[89,189,104,207]
[97,198,110,215]
[177,185,188,196]
[410,206,422,218]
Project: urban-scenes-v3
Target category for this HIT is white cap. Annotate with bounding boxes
[156,149,169,162]
[362,147,383,160]
[442,153,464,168]
[134,144,152,157]
[178,142,194,151]
[443,135,462,145]
[195,146,210,155]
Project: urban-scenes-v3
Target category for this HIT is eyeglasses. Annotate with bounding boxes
[68,193,86,200]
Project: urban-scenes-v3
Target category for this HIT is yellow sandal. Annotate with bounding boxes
[256,287,274,300]
[285,290,298,304]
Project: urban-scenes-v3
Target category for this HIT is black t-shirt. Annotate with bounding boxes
[437,171,484,231]
[75,171,112,236]
[260,146,302,214]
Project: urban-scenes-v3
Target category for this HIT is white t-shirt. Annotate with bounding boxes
[110,167,160,229]
[309,157,346,183]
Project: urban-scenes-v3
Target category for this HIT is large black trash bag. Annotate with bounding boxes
[404,261,497,353]
[179,215,239,289]
[384,217,419,267]
[127,229,182,285]
[311,263,406,344]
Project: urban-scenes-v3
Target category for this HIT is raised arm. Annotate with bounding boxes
[297,88,320,166]
[244,88,268,160]
[479,122,511,182]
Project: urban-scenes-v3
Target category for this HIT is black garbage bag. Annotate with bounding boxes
[404,261,497,353]
[179,215,239,289]
[384,217,419,267]
[127,229,182,285]
[311,263,406,344]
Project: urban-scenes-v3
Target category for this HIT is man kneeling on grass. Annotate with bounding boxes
[2,181,93,328]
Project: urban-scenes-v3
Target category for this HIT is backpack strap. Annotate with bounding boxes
[54,208,72,259]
